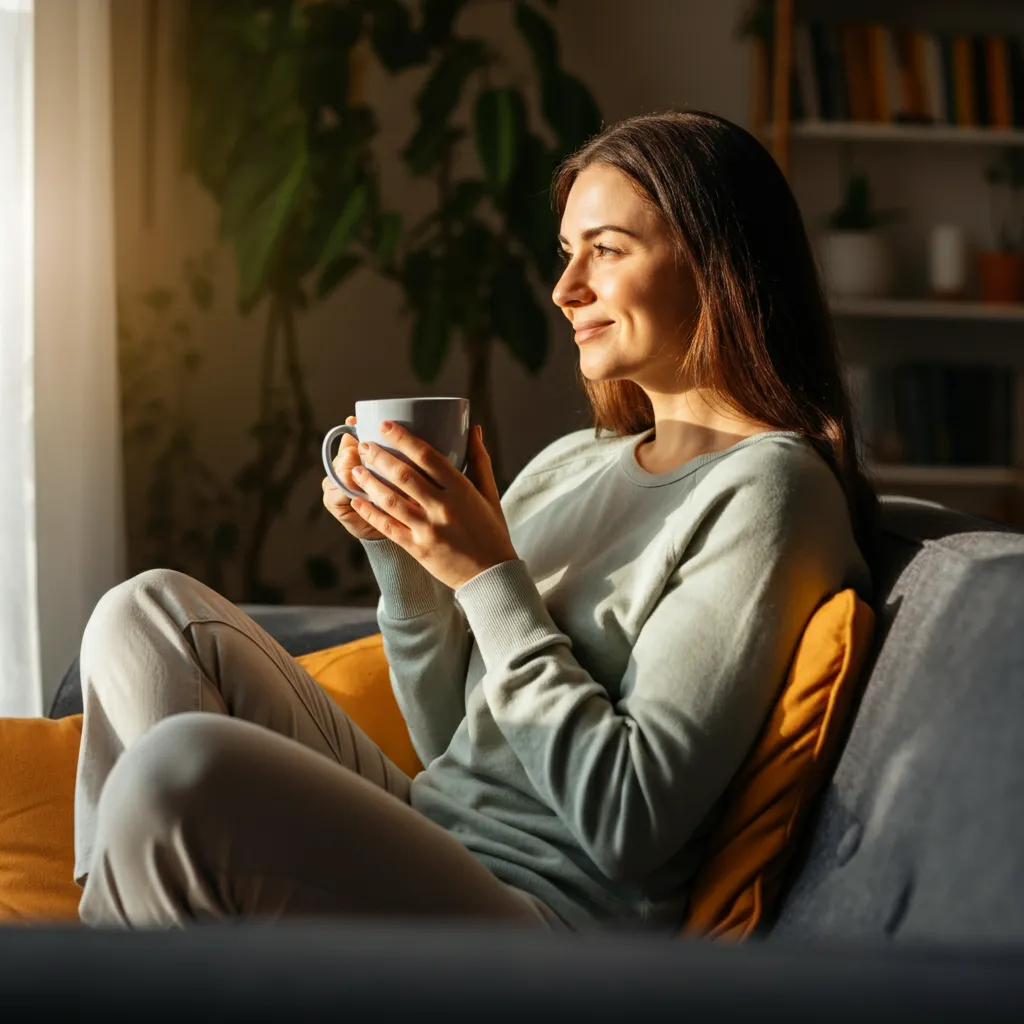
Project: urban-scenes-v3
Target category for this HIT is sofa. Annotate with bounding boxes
[5,495,1024,1019]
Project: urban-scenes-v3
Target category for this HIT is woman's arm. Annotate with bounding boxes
[452,473,858,882]
[361,538,470,767]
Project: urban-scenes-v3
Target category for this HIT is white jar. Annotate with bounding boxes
[821,231,893,299]
[928,224,967,298]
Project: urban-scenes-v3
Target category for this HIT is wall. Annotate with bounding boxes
[109,0,750,604]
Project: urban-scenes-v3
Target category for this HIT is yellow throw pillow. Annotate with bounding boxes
[682,588,875,942]
[0,715,83,921]
[296,632,423,779]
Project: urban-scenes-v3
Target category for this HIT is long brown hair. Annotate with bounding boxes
[551,110,879,558]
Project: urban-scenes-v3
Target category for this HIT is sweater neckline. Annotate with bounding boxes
[618,427,803,488]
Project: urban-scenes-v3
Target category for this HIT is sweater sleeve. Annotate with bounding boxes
[360,538,470,767]
[452,469,853,882]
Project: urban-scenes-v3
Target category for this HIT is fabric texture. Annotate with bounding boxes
[683,589,875,941]
[769,522,1024,943]
[0,716,83,920]
[361,427,872,932]
[297,633,422,779]
[73,571,559,929]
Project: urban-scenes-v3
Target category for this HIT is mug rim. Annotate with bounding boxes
[354,396,468,403]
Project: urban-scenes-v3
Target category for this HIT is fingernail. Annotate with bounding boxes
[358,442,370,453]
[352,465,366,477]
[380,421,393,433]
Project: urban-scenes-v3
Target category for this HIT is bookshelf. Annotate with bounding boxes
[832,297,1024,321]
[761,1,1024,528]
[768,121,1024,145]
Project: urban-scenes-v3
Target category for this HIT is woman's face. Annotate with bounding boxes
[553,163,699,390]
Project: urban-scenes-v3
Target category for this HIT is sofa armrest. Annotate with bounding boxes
[2,924,1023,1019]
[47,603,380,719]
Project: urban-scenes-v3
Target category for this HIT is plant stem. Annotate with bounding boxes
[240,292,319,602]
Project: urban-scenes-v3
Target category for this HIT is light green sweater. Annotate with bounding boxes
[361,427,871,932]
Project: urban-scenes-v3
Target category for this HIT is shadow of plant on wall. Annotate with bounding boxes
[118,253,377,606]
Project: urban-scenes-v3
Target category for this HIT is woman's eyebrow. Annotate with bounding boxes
[557,224,641,244]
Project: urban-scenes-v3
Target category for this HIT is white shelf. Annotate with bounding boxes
[867,463,1024,487]
[768,121,1024,146]
[831,297,1024,322]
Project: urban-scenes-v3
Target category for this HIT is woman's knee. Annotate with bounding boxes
[94,714,252,852]
[81,569,193,668]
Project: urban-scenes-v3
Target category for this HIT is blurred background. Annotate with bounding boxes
[4,0,1024,713]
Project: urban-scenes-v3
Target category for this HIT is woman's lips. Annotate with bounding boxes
[574,321,613,343]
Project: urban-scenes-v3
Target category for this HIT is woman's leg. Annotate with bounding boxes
[74,568,409,888]
[78,712,548,928]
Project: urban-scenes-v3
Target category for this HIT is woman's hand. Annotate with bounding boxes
[321,415,388,542]
[347,420,519,591]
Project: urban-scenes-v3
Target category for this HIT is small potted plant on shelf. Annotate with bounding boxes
[821,170,897,299]
[979,147,1024,304]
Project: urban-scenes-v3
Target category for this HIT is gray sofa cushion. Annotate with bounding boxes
[48,604,380,719]
[769,498,1024,944]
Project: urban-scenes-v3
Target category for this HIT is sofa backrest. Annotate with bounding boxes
[768,496,1024,945]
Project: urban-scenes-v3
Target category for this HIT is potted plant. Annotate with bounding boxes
[979,147,1024,303]
[821,169,897,299]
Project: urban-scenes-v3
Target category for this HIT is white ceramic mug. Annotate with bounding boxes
[321,397,471,501]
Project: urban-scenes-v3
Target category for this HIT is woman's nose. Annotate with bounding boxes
[551,259,595,309]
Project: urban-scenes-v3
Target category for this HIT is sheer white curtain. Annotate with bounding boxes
[0,0,39,714]
[0,0,125,716]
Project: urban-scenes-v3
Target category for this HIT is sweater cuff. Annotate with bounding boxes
[360,539,441,619]
[454,559,559,668]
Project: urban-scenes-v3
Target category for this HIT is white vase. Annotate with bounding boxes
[821,231,893,299]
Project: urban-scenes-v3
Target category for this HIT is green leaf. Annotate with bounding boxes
[306,554,339,590]
[415,38,488,121]
[421,0,468,46]
[411,296,452,381]
[474,87,527,191]
[212,521,239,556]
[402,120,466,177]
[369,0,429,71]
[316,253,361,300]
[505,132,560,280]
[515,2,559,80]
[319,184,369,267]
[229,132,309,310]
[373,211,403,266]
[490,255,549,373]
[541,70,602,153]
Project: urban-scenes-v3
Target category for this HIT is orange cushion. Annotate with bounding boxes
[0,715,84,921]
[682,588,875,942]
[296,632,423,779]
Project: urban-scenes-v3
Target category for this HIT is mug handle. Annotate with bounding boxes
[321,425,367,500]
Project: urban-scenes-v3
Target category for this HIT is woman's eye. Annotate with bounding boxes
[594,244,622,258]
[556,247,571,265]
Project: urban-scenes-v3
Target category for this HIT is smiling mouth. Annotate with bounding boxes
[574,322,613,343]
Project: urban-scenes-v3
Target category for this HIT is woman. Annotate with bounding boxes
[73,110,875,931]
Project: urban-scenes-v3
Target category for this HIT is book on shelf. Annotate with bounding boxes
[772,21,1024,130]
[845,363,1016,467]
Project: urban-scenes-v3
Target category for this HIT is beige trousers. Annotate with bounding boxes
[73,569,558,929]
